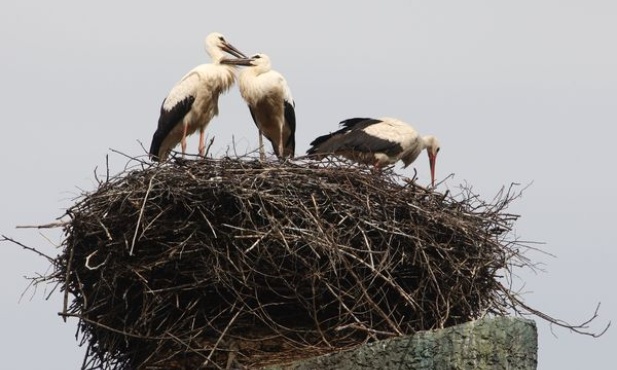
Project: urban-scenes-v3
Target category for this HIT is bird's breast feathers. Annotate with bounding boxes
[197,64,236,92]
[163,64,235,111]
[239,70,291,105]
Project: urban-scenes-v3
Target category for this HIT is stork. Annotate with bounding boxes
[306,117,440,186]
[220,53,296,160]
[148,32,247,162]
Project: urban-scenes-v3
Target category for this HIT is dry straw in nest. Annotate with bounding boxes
[34,156,535,369]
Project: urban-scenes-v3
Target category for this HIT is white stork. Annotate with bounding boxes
[220,53,296,160]
[149,32,247,161]
[306,117,440,186]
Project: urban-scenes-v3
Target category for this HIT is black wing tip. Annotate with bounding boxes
[306,132,335,156]
[305,147,316,156]
[305,147,321,157]
[284,134,296,158]
[148,130,166,162]
[148,95,195,162]
[340,117,380,129]
[308,132,333,148]
[284,101,296,127]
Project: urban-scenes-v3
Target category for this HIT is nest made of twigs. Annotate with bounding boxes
[53,156,527,370]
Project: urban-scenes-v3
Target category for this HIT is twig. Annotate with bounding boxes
[1,235,55,263]
[129,174,155,256]
[203,310,241,368]
[205,136,216,158]
[62,242,75,321]
[108,147,149,165]
[15,221,69,229]
[84,250,108,270]
[504,285,610,338]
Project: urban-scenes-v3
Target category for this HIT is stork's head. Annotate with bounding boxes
[220,53,272,74]
[423,135,440,187]
[205,32,247,62]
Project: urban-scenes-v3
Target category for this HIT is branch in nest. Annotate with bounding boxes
[1,235,55,263]
[503,284,610,338]
[15,221,69,229]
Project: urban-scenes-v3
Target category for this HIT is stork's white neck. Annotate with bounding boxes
[249,62,271,76]
[207,46,225,63]
[422,135,438,149]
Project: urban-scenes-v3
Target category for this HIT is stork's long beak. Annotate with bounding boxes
[428,152,437,188]
[220,57,254,66]
[222,42,247,58]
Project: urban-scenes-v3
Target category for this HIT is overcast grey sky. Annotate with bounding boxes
[1,1,615,369]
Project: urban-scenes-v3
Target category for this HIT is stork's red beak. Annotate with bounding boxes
[428,152,437,188]
[222,42,247,58]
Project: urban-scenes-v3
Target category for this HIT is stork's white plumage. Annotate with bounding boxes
[307,117,440,186]
[221,53,296,159]
[149,32,246,161]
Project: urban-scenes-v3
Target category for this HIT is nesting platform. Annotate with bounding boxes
[53,157,525,369]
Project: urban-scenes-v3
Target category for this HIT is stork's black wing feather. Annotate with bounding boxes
[247,105,258,128]
[306,117,382,155]
[339,117,382,130]
[306,132,335,155]
[149,96,195,161]
[335,129,403,156]
[283,100,296,156]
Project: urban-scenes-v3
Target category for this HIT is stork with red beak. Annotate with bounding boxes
[307,117,440,186]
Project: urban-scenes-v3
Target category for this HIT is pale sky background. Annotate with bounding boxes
[1,1,615,369]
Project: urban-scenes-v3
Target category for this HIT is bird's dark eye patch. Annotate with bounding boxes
[219,36,225,41]
[436,147,441,153]
[253,54,262,59]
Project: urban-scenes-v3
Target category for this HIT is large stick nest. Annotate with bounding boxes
[54,156,528,369]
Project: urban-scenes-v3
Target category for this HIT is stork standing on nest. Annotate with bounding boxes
[307,117,440,186]
[149,32,247,162]
[221,53,296,160]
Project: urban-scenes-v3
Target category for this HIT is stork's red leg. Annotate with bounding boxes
[181,123,188,157]
[258,131,265,161]
[279,131,284,159]
[198,128,206,157]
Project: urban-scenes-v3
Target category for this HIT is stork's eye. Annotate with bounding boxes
[436,147,440,153]
[253,55,261,59]
[219,36,225,41]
